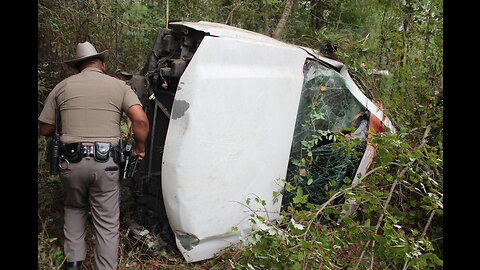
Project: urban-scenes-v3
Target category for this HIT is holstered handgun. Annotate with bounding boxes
[116,140,140,180]
[47,108,61,175]
[122,144,140,180]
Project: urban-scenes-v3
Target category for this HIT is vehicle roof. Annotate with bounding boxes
[169,21,298,49]
[169,21,396,133]
[169,21,345,69]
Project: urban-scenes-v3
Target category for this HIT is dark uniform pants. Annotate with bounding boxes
[60,156,120,270]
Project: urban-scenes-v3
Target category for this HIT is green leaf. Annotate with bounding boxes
[307,178,313,185]
[364,219,371,228]
[292,262,302,270]
[157,249,167,258]
[296,187,304,197]
[372,235,388,244]
[48,237,57,243]
[285,182,294,192]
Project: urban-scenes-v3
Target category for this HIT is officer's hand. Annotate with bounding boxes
[133,149,145,160]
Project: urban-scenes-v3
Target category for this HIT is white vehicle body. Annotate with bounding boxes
[138,21,395,262]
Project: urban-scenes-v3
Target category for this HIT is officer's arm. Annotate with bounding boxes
[126,104,149,160]
[39,121,55,137]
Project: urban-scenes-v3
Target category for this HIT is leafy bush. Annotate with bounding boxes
[216,125,442,269]
[38,216,66,270]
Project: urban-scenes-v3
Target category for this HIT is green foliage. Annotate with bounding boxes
[37,64,49,103]
[38,216,66,270]
[218,124,442,269]
[39,0,162,81]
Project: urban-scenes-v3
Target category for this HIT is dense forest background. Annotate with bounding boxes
[38,0,443,269]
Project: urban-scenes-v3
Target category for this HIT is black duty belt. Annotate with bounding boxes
[60,142,117,163]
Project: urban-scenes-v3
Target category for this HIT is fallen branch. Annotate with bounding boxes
[421,194,442,239]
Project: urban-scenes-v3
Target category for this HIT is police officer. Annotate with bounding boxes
[38,41,149,270]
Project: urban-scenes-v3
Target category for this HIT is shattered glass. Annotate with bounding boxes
[283,60,369,207]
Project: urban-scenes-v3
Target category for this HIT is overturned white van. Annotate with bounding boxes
[126,21,395,263]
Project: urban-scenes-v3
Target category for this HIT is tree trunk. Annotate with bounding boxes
[263,13,270,34]
[310,0,324,29]
[399,0,412,67]
[272,0,296,39]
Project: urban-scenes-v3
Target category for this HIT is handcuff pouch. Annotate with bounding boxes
[62,143,83,163]
[94,142,112,162]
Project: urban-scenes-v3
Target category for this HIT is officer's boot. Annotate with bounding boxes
[65,261,82,270]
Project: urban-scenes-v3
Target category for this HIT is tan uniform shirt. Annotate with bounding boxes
[39,67,141,146]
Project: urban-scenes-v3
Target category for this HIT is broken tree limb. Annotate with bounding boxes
[421,194,442,239]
